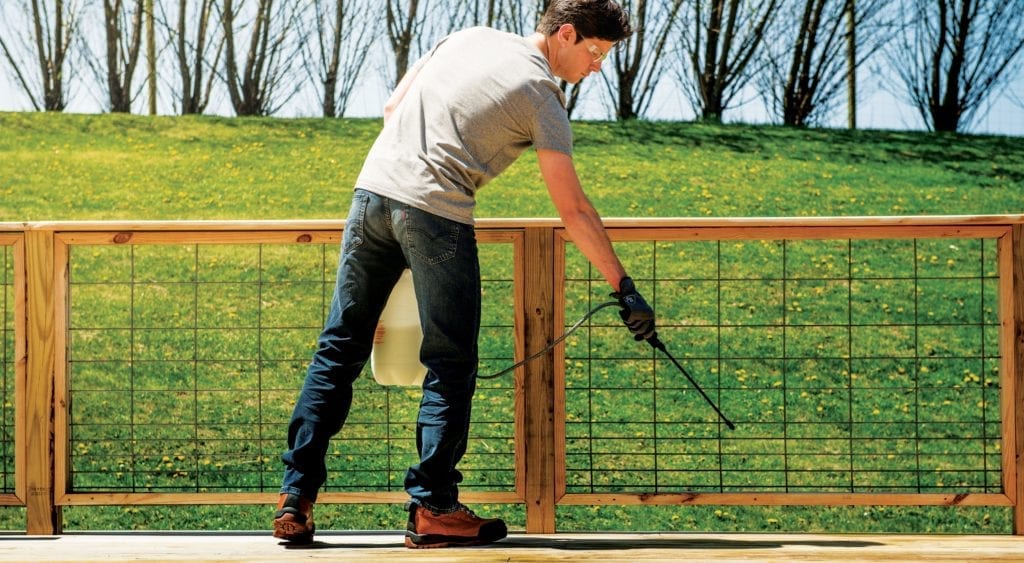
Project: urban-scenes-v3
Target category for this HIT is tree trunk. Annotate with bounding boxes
[103,0,145,113]
[605,0,684,120]
[33,0,73,111]
[386,0,420,86]
[320,0,342,117]
[845,0,856,128]
[700,0,725,122]
[685,0,779,122]
[146,0,156,115]
[929,0,973,132]
[172,0,219,115]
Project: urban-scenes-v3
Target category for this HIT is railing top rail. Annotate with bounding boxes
[1,214,1023,233]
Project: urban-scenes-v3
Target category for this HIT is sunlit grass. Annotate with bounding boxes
[1,112,1021,534]
[1,112,1021,221]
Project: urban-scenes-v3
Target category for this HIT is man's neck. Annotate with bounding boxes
[527,32,549,62]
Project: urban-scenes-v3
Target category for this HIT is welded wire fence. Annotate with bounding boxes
[4,219,1024,535]
[66,240,518,495]
[1,242,14,495]
[562,237,1001,495]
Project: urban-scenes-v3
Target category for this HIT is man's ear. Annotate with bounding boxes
[556,23,577,46]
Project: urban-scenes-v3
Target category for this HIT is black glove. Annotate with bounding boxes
[612,276,655,341]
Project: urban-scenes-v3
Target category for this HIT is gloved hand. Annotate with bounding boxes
[612,276,655,341]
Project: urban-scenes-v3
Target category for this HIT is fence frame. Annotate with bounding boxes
[1,216,1022,535]
[0,233,25,512]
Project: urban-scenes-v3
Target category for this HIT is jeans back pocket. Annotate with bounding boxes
[405,207,463,265]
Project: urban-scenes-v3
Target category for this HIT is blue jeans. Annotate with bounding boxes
[280,189,481,512]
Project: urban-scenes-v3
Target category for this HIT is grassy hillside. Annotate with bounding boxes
[1,111,1022,222]
[1,112,1022,535]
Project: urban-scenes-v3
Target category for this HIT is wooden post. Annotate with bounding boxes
[24,229,60,534]
[523,226,556,533]
[1012,226,1024,535]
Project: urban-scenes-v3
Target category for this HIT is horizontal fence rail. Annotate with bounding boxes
[0,217,1022,535]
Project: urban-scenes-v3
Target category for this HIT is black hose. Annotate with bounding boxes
[478,301,736,430]
[478,301,621,380]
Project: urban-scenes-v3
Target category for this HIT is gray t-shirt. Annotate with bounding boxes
[354,27,574,225]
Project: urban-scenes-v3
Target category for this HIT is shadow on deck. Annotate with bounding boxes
[2,531,1022,561]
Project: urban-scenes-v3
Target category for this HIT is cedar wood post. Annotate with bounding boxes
[523,226,557,533]
[24,228,61,534]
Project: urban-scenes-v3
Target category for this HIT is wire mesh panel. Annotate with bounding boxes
[561,235,1002,496]
[65,237,518,496]
[1,242,15,495]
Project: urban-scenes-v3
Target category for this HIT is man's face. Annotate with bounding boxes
[551,26,615,84]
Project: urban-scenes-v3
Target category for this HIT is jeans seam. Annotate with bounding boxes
[383,194,393,233]
[343,191,367,254]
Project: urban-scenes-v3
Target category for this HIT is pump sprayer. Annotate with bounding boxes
[370,269,426,386]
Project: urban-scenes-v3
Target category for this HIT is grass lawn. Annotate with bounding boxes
[1,111,1022,535]
[1,111,1022,221]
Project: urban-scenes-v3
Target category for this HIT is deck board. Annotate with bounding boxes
[1,532,1023,562]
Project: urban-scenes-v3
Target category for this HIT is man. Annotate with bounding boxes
[273,0,655,549]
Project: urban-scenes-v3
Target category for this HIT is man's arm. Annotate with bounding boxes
[537,148,656,339]
[536,148,627,291]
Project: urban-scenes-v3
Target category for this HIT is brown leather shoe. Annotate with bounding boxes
[273,493,315,544]
[404,502,507,548]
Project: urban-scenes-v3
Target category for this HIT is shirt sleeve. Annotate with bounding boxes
[530,89,574,156]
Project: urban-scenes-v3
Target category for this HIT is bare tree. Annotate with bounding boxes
[387,0,470,88]
[444,0,497,29]
[0,0,85,111]
[600,0,683,119]
[432,0,483,40]
[888,0,1024,133]
[759,0,889,127]
[300,0,376,117]
[1010,80,1024,110]
[385,0,425,86]
[157,0,223,115]
[101,0,145,112]
[493,0,548,34]
[222,0,304,116]
[676,0,782,122]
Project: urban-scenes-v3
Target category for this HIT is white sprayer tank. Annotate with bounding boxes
[371,269,426,386]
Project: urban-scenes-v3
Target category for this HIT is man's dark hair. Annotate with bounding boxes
[537,0,633,42]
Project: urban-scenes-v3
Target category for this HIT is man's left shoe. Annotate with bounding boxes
[404,502,507,548]
[272,493,315,544]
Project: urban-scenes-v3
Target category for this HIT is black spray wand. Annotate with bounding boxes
[644,332,736,430]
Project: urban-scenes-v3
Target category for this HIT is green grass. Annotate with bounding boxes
[1,111,1022,221]
[1,112,1022,535]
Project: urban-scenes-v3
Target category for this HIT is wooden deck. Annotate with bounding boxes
[1,532,1022,562]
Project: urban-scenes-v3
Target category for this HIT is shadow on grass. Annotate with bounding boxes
[575,121,1024,183]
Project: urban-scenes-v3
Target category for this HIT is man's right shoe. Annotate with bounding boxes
[273,493,315,544]
[404,502,507,548]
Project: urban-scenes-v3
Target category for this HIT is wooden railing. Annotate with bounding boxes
[1,216,1023,535]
